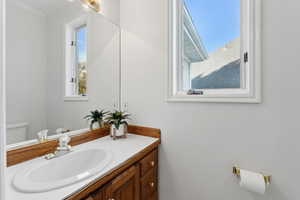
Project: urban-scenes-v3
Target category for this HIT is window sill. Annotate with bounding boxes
[167,93,261,103]
[64,96,89,102]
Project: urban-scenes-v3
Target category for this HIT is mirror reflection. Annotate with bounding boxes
[6,0,120,145]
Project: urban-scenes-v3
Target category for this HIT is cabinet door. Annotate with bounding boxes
[141,168,157,200]
[82,185,107,200]
[91,186,106,200]
[106,165,140,200]
[83,196,94,200]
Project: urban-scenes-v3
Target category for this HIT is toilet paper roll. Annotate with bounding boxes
[239,169,266,194]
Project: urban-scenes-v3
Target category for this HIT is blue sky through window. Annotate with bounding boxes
[184,0,240,54]
[76,26,87,63]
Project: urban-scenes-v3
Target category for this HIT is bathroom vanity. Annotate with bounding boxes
[76,148,158,200]
[6,125,160,200]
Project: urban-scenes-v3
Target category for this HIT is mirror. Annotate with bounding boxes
[6,0,120,146]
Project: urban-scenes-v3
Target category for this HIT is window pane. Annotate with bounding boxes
[182,0,241,90]
[76,25,87,96]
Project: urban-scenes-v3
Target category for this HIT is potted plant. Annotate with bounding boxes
[84,109,109,130]
[106,110,130,139]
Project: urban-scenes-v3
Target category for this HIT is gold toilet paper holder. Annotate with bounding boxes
[233,166,271,185]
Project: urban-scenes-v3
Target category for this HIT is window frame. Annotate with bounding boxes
[167,0,261,103]
[64,16,89,102]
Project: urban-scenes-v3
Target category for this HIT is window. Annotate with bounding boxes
[65,17,88,101]
[168,0,261,103]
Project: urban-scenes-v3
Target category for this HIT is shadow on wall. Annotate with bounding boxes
[191,59,241,89]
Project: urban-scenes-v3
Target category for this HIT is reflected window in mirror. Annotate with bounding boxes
[76,25,88,96]
[65,17,88,100]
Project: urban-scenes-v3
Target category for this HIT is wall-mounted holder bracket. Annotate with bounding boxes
[233,166,271,185]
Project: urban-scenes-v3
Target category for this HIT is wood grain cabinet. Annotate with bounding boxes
[140,150,158,200]
[83,185,107,200]
[106,165,140,200]
[77,148,159,200]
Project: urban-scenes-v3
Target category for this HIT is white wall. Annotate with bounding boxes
[46,6,120,134]
[121,0,300,199]
[101,0,120,25]
[6,1,47,140]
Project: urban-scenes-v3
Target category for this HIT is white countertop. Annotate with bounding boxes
[6,134,159,200]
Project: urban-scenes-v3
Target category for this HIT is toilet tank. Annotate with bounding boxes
[7,123,28,144]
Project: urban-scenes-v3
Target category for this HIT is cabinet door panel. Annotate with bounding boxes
[82,185,107,200]
[84,196,94,200]
[141,167,157,200]
[107,165,140,200]
[140,150,158,177]
[148,192,158,200]
[91,187,105,200]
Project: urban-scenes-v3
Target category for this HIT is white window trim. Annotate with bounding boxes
[167,0,261,103]
[63,96,89,102]
[64,16,89,102]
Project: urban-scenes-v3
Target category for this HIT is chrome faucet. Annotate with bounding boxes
[45,135,72,160]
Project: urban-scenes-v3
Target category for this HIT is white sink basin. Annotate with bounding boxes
[13,148,112,193]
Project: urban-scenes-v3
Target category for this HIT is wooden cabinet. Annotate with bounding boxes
[83,196,94,200]
[76,148,159,200]
[140,150,158,200]
[90,186,107,200]
[140,149,158,177]
[144,192,157,200]
[82,185,107,200]
[106,165,140,200]
[141,167,157,200]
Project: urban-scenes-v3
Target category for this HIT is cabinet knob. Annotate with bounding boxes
[150,161,155,167]
[149,182,155,188]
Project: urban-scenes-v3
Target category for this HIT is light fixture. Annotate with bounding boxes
[80,0,101,13]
